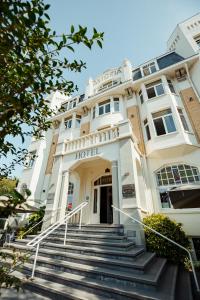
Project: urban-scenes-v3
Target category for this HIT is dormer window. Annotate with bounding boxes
[143,62,156,76]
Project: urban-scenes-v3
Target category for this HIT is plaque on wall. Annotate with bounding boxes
[122,184,136,198]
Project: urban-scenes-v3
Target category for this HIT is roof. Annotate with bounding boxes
[157,52,184,69]
[132,52,185,81]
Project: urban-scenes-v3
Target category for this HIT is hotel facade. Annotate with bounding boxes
[19,14,200,253]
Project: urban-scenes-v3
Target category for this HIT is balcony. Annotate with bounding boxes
[64,120,134,154]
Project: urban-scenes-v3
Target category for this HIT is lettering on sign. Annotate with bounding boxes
[75,148,99,160]
[122,184,136,198]
[93,68,122,86]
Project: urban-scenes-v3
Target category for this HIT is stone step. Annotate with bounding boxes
[43,232,128,242]
[23,255,167,289]
[12,241,144,261]
[24,235,135,250]
[14,263,178,300]
[60,224,124,234]
[3,247,155,274]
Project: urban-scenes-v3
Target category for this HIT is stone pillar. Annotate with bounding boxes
[58,170,70,222]
[112,160,120,224]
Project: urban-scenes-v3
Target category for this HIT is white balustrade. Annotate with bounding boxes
[65,126,119,153]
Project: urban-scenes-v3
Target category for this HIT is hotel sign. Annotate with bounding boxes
[75,147,99,160]
[93,68,122,86]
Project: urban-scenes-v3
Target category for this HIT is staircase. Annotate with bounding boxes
[3,224,193,300]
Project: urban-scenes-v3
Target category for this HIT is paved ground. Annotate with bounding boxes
[1,288,49,299]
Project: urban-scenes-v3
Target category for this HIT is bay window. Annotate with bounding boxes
[146,79,165,99]
[152,108,176,136]
[98,100,110,116]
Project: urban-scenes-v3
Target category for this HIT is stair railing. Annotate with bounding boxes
[27,201,88,278]
[112,205,200,292]
[18,207,62,240]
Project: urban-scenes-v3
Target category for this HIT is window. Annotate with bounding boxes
[75,115,81,128]
[26,151,36,168]
[98,100,110,116]
[156,164,200,186]
[152,108,176,136]
[177,108,189,131]
[64,117,72,129]
[68,99,77,110]
[194,34,200,48]
[68,182,74,195]
[175,68,186,81]
[98,80,119,92]
[143,62,157,76]
[92,107,96,119]
[167,79,176,94]
[139,90,144,104]
[114,98,120,112]
[143,118,151,141]
[146,80,165,99]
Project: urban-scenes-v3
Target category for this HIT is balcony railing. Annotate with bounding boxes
[65,126,120,153]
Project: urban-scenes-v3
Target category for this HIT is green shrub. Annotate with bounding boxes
[17,206,45,239]
[143,213,190,264]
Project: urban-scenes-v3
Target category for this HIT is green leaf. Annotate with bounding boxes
[71,25,75,33]
[97,40,102,48]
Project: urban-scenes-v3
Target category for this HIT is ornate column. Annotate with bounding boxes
[112,160,120,224]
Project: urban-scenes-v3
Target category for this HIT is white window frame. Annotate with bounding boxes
[113,98,120,112]
[142,62,157,76]
[64,118,72,129]
[146,79,165,100]
[98,100,111,116]
[152,108,176,136]
[75,115,81,128]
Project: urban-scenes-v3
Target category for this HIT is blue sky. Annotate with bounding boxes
[3,0,200,178]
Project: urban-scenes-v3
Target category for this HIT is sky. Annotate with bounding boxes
[3,0,200,178]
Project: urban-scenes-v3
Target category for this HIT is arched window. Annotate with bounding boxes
[156,164,200,186]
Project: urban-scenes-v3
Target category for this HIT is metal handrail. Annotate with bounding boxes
[27,201,88,278]
[112,205,200,292]
[18,207,62,240]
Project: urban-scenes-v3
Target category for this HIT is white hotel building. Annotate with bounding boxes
[19,14,200,254]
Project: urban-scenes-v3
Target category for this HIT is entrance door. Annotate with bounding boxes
[100,186,113,224]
